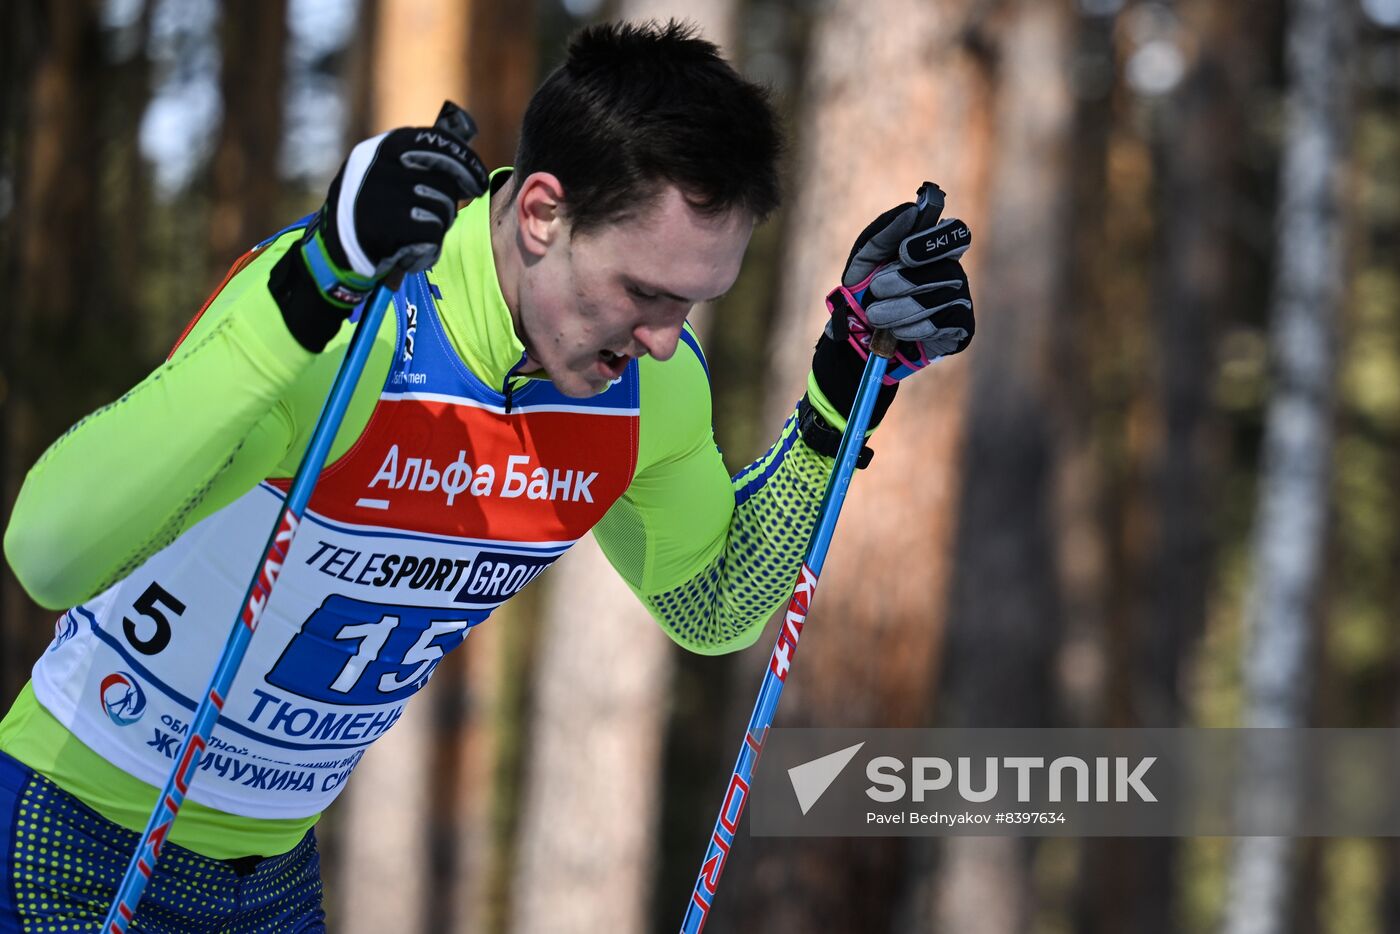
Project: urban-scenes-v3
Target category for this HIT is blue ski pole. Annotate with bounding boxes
[679,324,900,934]
[101,280,398,933]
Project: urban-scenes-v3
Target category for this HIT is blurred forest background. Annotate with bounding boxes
[2,0,1400,931]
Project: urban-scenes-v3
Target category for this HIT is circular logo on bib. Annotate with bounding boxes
[99,672,147,727]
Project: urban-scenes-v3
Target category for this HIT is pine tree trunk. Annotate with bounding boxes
[1080,3,1257,930]
[0,0,47,707]
[4,0,125,701]
[1223,1,1353,931]
[209,0,288,264]
[368,0,468,138]
[928,1,1076,931]
[711,0,995,929]
[462,0,537,171]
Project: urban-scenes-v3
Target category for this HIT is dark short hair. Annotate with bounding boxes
[514,19,783,232]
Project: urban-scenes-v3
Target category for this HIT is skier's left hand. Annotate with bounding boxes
[829,183,974,380]
[806,182,975,436]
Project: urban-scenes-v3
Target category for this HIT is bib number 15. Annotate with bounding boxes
[267,594,480,704]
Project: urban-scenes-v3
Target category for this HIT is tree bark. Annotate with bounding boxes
[710,0,995,929]
[209,0,289,265]
[929,2,1076,930]
[462,0,537,171]
[1079,3,1256,930]
[369,0,468,137]
[1223,1,1353,931]
[0,0,47,707]
[3,0,138,703]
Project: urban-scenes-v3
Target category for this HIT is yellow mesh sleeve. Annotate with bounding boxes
[595,348,836,655]
[645,412,833,654]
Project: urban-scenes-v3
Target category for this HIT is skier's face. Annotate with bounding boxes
[512,178,753,397]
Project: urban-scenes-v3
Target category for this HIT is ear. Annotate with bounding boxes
[515,172,567,258]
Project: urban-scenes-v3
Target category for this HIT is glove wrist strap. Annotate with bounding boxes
[797,395,874,469]
[269,242,355,353]
[301,224,376,309]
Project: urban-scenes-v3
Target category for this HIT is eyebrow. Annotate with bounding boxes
[627,277,728,305]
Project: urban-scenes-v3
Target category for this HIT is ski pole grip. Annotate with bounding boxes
[867,181,941,361]
[871,329,897,359]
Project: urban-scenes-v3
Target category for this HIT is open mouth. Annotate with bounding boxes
[597,349,631,378]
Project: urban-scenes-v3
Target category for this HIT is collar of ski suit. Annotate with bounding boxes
[430,167,530,391]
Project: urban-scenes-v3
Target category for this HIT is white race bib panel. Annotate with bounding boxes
[31,270,640,819]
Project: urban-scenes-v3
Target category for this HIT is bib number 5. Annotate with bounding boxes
[122,581,188,656]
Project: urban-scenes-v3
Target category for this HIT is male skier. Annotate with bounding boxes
[0,20,973,931]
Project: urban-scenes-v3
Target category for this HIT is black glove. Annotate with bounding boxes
[269,101,490,351]
[802,183,974,462]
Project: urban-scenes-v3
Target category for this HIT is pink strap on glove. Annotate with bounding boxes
[825,266,933,387]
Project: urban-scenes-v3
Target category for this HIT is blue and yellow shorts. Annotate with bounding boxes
[0,750,325,932]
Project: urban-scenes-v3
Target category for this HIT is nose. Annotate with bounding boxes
[632,320,684,362]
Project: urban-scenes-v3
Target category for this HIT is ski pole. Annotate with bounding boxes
[102,279,399,933]
[679,323,900,934]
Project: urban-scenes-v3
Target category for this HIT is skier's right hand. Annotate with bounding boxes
[269,101,490,352]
